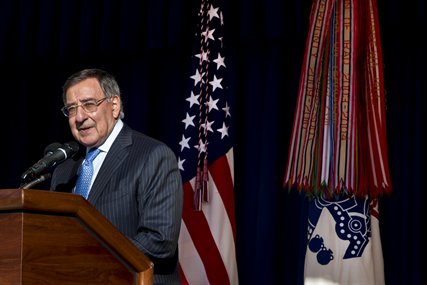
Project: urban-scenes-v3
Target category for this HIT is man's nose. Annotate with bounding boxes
[75,105,88,121]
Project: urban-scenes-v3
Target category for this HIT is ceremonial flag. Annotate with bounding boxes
[305,196,385,285]
[284,0,390,283]
[177,1,238,284]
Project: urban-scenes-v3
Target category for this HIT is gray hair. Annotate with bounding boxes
[62,68,124,119]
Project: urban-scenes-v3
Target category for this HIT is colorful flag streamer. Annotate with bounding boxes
[284,0,392,198]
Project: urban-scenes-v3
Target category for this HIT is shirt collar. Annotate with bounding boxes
[87,119,124,154]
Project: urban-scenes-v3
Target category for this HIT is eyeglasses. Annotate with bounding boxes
[61,97,108,117]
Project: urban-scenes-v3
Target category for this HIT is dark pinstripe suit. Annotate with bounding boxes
[51,124,183,285]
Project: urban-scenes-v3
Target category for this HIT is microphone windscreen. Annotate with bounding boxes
[63,141,80,157]
[44,142,62,156]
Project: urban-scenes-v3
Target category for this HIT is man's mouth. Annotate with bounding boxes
[78,126,93,135]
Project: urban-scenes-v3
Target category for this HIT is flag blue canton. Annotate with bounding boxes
[178,2,232,183]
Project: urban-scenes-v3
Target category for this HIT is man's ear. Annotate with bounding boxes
[112,96,121,119]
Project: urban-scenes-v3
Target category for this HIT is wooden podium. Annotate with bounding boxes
[0,188,153,285]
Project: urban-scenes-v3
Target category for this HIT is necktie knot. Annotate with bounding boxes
[75,148,101,199]
[85,148,101,163]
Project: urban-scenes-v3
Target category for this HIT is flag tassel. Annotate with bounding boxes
[202,158,209,202]
[194,166,202,210]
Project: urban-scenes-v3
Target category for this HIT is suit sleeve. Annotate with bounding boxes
[130,143,183,269]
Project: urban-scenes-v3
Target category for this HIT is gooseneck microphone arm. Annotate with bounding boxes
[20,141,80,184]
[20,173,52,189]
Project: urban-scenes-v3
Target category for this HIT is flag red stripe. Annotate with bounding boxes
[179,264,189,285]
[182,181,231,285]
[208,153,236,239]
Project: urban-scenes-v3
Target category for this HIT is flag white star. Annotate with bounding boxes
[195,50,209,63]
[186,91,200,108]
[213,52,226,70]
[194,139,207,153]
[201,120,215,133]
[208,5,219,20]
[179,135,191,151]
[190,68,203,86]
[201,28,215,42]
[218,36,224,48]
[206,96,219,112]
[177,157,185,171]
[182,112,196,129]
[209,75,223,91]
[222,102,231,117]
[217,122,229,139]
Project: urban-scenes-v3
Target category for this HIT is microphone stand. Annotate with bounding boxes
[19,173,52,190]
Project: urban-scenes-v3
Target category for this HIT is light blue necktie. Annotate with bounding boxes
[75,148,101,199]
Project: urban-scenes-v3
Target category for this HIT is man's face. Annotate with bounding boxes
[65,78,120,148]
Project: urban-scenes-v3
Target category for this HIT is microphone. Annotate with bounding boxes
[44,142,63,156]
[21,141,80,182]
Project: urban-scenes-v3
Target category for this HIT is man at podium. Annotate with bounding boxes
[50,68,183,285]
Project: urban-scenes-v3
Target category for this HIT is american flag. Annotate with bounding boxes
[177,0,239,284]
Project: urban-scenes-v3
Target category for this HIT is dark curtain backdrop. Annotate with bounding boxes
[0,0,424,284]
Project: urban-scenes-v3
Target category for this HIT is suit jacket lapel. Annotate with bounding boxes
[87,124,133,204]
